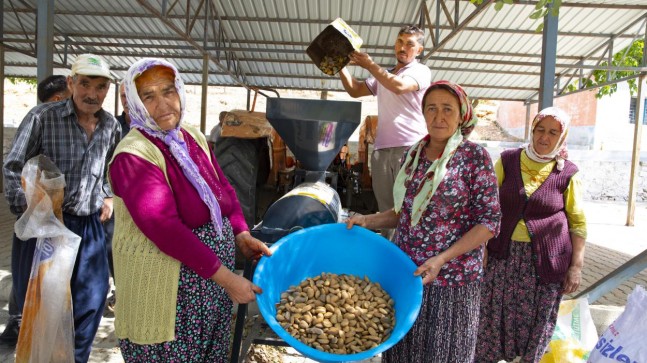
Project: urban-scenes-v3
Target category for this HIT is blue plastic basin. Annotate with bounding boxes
[253,223,423,363]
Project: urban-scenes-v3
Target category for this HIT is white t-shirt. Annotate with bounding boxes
[365,61,432,150]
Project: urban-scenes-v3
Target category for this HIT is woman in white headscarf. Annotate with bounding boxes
[474,106,587,363]
[108,58,271,362]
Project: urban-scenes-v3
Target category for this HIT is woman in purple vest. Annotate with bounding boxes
[346,80,501,362]
[474,107,587,363]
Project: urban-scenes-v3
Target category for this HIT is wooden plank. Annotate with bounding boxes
[219,110,273,139]
[626,74,645,226]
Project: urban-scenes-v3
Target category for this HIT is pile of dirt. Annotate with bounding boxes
[243,345,285,363]
[231,312,287,363]
[471,100,524,142]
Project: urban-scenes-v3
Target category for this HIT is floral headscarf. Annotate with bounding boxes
[524,106,571,171]
[393,80,478,226]
[124,58,223,236]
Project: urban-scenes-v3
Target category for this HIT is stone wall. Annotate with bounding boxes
[486,145,647,202]
[577,158,647,202]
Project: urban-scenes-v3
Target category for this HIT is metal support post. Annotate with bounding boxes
[538,4,559,110]
[36,0,55,88]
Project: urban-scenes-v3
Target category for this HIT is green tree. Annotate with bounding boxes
[566,39,644,98]
[470,0,561,31]
[7,77,37,87]
[468,1,644,97]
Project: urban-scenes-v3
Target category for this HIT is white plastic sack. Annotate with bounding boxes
[14,155,81,363]
[540,298,598,363]
[588,285,647,363]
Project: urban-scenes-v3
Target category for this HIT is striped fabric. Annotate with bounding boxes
[475,241,562,363]
[384,282,481,362]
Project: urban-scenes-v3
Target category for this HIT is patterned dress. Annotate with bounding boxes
[119,218,235,363]
[384,140,500,363]
[475,242,562,363]
[474,151,586,363]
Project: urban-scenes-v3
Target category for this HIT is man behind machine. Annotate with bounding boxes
[339,25,431,237]
[37,75,72,103]
[3,53,121,362]
[115,81,131,132]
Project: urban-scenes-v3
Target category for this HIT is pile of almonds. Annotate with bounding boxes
[275,272,395,354]
[319,55,347,76]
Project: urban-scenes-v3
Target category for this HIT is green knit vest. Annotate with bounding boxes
[109,125,212,344]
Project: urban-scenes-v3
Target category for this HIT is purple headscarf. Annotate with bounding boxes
[124,58,223,236]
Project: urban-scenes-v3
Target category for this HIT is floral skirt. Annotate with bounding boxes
[474,241,562,363]
[119,219,236,363]
[383,282,481,363]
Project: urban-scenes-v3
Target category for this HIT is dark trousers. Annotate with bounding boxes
[11,212,110,363]
[102,214,115,278]
[7,281,20,317]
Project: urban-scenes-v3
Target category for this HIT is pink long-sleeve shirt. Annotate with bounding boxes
[109,129,248,279]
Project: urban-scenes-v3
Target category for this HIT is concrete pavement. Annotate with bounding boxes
[0,200,646,362]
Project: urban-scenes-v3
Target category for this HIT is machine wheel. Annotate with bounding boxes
[213,127,261,270]
[213,126,259,229]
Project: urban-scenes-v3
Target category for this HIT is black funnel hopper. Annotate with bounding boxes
[266,98,361,172]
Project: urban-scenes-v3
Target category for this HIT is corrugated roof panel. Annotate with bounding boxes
[4,66,41,78]
[4,52,32,66]
[569,0,647,4]
[2,1,646,101]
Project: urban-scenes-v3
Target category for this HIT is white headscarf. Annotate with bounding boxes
[524,106,571,171]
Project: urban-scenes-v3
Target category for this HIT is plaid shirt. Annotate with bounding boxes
[3,98,121,216]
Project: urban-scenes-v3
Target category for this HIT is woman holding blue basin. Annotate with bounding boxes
[109,58,271,362]
[346,80,501,362]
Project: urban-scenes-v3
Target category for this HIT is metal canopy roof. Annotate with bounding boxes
[2,0,647,102]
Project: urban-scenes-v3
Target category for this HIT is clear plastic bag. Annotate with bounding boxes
[588,285,647,363]
[14,155,80,363]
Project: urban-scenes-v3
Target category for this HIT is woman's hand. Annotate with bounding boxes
[562,265,582,295]
[345,214,369,229]
[211,266,261,304]
[414,255,447,285]
[564,234,585,295]
[235,231,272,261]
[345,209,398,230]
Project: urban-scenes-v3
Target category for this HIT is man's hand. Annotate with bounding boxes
[100,197,113,222]
[348,51,374,70]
